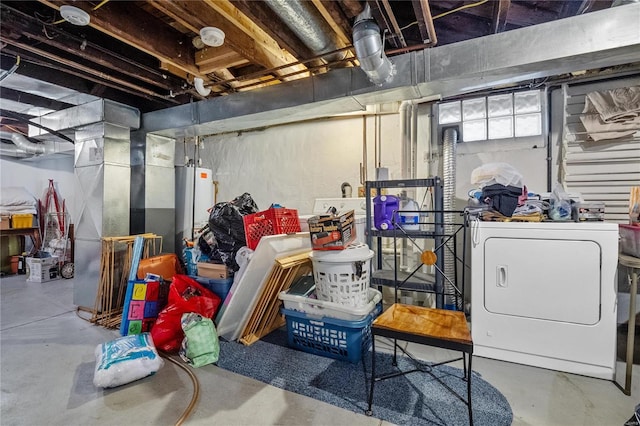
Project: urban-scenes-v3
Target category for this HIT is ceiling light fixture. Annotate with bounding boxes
[199,27,225,47]
[60,5,91,26]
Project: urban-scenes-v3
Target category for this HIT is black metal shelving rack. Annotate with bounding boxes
[365,177,447,308]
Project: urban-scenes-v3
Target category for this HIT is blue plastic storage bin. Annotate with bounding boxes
[190,276,233,302]
[281,303,382,363]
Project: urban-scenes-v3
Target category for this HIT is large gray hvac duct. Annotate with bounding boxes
[353,4,396,86]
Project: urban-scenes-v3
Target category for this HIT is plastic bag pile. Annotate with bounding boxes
[198,192,259,272]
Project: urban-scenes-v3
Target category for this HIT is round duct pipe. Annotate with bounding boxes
[442,126,458,309]
[0,130,48,155]
[353,4,395,86]
[263,0,345,63]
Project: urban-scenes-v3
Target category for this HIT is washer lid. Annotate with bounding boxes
[310,243,373,262]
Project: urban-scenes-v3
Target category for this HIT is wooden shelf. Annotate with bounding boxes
[0,227,41,255]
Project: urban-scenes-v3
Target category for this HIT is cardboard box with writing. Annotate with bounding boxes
[308,210,356,250]
[26,256,59,282]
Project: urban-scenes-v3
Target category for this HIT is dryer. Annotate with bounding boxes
[470,220,618,380]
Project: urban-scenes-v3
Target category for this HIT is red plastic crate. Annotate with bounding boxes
[243,207,301,250]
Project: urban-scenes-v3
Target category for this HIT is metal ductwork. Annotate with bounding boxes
[30,99,141,307]
[142,4,640,139]
[442,126,458,309]
[353,4,396,86]
[0,130,74,158]
[263,0,345,63]
[0,130,48,155]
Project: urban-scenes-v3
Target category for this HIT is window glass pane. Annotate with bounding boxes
[462,98,486,120]
[488,94,513,117]
[515,113,542,137]
[463,119,487,141]
[488,116,513,139]
[514,90,541,114]
[439,101,461,124]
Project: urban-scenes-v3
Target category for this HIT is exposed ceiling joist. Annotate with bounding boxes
[196,46,250,75]
[0,0,620,117]
[37,0,199,77]
[492,0,511,33]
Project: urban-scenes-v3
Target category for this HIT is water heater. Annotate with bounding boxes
[175,166,213,253]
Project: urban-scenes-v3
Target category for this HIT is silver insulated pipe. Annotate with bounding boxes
[0,130,49,155]
[263,0,345,63]
[353,4,395,85]
[442,127,458,309]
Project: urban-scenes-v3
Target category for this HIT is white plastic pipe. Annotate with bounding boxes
[194,77,211,97]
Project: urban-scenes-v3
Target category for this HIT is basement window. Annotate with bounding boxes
[437,90,543,144]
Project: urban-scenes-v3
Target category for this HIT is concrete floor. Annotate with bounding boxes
[1,274,638,426]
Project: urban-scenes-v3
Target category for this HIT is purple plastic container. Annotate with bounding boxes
[373,195,399,230]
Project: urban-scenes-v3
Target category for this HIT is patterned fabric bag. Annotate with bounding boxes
[179,313,220,367]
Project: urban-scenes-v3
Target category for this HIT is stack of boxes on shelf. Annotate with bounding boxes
[279,209,382,363]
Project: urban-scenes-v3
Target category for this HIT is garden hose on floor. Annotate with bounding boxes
[161,353,200,426]
[73,308,200,424]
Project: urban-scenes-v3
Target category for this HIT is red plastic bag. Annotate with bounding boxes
[151,275,221,353]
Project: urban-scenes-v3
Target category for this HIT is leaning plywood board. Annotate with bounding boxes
[216,233,311,341]
[239,252,312,346]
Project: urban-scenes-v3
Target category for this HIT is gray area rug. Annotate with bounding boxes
[217,329,513,426]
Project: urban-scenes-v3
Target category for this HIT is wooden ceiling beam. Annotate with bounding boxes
[1,42,180,107]
[37,0,199,77]
[229,0,315,60]
[492,0,511,33]
[202,0,308,77]
[0,8,181,92]
[381,0,407,47]
[366,1,401,49]
[338,0,365,19]
[312,0,353,47]
[412,0,437,45]
[196,46,250,74]
[149,0,306,78]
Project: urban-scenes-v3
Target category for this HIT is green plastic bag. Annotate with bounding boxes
[179,313,220,367]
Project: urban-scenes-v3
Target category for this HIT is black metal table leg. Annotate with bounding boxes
[366,335,376,416]
[468,353,473,425]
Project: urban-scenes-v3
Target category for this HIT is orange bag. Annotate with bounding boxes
[136,254,183,281]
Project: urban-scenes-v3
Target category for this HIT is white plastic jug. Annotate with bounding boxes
[399,199,419,230]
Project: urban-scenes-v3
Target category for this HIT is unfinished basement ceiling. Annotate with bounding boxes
[1,1,619,121]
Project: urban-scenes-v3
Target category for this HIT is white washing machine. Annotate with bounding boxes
[470,220,618,380]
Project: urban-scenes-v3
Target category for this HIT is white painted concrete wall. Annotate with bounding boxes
[0,155,75,217]
[197,107,550,213]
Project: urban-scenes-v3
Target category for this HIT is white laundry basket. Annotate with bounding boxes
[310,243,374,308]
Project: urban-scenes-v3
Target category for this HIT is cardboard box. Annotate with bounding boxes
[308,210,356,250]
[197,262,229,279]
[0,215,10,230]
[26,256,59,282]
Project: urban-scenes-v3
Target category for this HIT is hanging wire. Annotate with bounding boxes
[432,0,490,20]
